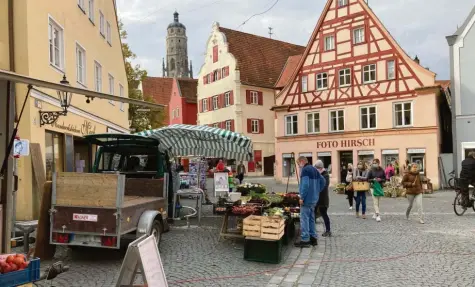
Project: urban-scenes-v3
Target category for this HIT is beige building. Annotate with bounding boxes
[0,0,129,220]
[197,22,304,176]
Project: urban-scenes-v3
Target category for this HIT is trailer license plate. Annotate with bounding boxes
[73,213,98,222]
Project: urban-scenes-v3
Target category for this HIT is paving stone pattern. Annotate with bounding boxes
[29,178,475,286]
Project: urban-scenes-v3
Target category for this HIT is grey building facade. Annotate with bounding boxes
[447,5,475,174]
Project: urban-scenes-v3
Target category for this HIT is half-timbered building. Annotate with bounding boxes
[273,0,451,188]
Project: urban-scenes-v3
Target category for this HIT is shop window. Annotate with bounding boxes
[306,112,320,134]
[317,152,332,175]
[394,102,413,127]
[408,148,426,174]
[339,68,351,87]
[45,131,64,181]
[285,114,298,135]
[363,64,376,84]
[360,106,377,130]
[282,154,296,178]
[300,153,313,166]
[383,152,399,174]
[301,75,308,92]
[316,73,328,90]
[330,110,344,132]
[358,151,374,170]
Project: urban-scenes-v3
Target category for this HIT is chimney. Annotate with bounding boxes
[414,55,420,64]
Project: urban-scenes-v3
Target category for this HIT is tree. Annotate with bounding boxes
[119,21,166,132]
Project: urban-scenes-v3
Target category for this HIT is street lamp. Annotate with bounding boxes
[39,75,73,127]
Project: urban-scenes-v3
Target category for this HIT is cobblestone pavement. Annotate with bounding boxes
[29,178,475,286]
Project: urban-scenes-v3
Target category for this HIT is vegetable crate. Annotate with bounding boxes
[243,215,261,237]
[244,236,283,264]
[260,216,285,240]
[0,258,40,287]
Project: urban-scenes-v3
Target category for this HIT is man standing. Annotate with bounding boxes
[459,151,475,207]
[237,161,246,184]
[295,156,325,247]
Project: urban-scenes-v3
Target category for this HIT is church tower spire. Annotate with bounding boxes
[165,11,190,78]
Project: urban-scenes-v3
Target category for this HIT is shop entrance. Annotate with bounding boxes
[282,154,296,178]
[339,151,353,182]
[408,148,426,174]
[74,137,91,172]
[382,150,399,174]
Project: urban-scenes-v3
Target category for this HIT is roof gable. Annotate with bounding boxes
[451,5,475,40]
[142,77,174,106]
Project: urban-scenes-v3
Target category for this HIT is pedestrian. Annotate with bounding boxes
[216,159,225,172]
[340,165,347,184]
[353,161,369,219]
[295,156,325,247]
[367,158,386,222]
[385,163,395,181]
[401,163,426,224]
[346,163,354,210]
[315,160,331,237]
[403,159,410,174]
[237,161,246,184]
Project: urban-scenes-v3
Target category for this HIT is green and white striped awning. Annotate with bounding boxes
[136,124,253,161]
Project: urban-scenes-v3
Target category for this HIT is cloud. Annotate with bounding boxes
[117,0,475,79]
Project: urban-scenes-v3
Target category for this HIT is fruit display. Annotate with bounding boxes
[282,193,300,206]
[231,204,261,216]
[0,254,29,274]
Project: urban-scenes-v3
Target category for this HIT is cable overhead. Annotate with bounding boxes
[236,0,280,30]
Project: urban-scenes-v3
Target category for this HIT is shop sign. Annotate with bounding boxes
[299,152,312,157]
[382,149,399,155]
[52,120,97,136]
[358,150,374,156]
[214,172,229,192]
[13,139,30,157]
[317,152,331,157]
[316,138,375,149]
[282,153,293,159]
[408,148,426,154]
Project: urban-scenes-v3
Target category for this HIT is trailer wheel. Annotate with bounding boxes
[150,220,163,248]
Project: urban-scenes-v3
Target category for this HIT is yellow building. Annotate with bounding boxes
[1,0,129,220]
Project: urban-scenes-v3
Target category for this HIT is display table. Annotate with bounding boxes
[218,213,246,241]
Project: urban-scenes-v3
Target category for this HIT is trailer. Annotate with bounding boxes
[49,134,172,249]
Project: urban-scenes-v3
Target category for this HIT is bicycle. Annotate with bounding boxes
[453,184,475,216]
[448,170,460,189]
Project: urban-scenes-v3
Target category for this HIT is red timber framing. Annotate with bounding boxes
[275,0,434,112]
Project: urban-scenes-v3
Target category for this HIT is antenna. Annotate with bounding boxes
[268,27,273,39]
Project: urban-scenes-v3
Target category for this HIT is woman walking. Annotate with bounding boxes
[346,164,354,210]
[367,159,386,222]
[315,160,331,237]
[402,163,425,224]
[353,161,369,219]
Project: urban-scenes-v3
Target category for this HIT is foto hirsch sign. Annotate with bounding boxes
[315,138,375,149]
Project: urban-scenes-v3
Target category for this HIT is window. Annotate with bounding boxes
[76,44,86,85]
[251,91,259,104]
[94,61,102,92]
[106,21,111,44]
[222,67,226,77]
[45,131,64,181]
[363,64,376,83]
[78,0,85,11]
[88,0,94,22]
[394,102,412,127]
[108,74,115,105]
[316,73,328,90]
[330,110,344,132]
[251,119,259,133]
[339,68,351,86]
[307,112,320,134]
[324,35,334,51]
[224,92,230,107]
[99,11,105,36]
[353,28,365,44]
[212,96,218,110]
[225,120,232,130]
[202,99,208,112]
[119,84,124,111]
[48,18,64,70]
[213,70,218,81]
[387,60,395,80]
[285,115,298,135]
[338,0,348,6]
[301,75,308,92]
[176,108,180,117]
[360,106,377,130]
[213,123,219,128]
[206,74,211,84]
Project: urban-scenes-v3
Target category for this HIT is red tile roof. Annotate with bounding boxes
[218,27,305,88]
[142,77,174,106]
[275,54,303,88]
[177,79,198,103]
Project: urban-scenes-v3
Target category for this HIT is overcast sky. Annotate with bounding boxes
[116,0,474,80]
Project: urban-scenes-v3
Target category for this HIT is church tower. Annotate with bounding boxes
[163,11,192,78]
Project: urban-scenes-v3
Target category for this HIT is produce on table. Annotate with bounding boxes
[265,194,283,204]
[0,254,29,274]
[236,182,266,195]
[231,205,260,216]
[266,207,284,216]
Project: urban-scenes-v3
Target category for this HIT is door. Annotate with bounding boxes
[264,155,275,176]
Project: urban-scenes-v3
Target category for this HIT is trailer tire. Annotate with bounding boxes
[150,220,163,248]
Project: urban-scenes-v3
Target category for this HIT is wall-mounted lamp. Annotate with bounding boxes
[39,75,73,127]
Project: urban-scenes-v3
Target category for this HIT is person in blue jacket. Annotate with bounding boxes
[295,156,325,247]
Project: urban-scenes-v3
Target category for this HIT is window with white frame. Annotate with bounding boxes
[119,84,124,111]
[285,115,298,135]
[88,0,94,22]
[176,108,180,117]
[206,74,211,83]
[330,110,345,132]
[387,60,395,80]
[360,106,377,130]
[202,98,208,112]
[212,96,218,110]
[213,70,219,81]
[78,0,85,10]
[108,74,115,104]
[106,21,111,44]
[363,64,376,83]
[76,44,86,85]
[301,75,308,92]
[94,61,102,92]
[353,28,365,44]
[307,112,320,134]
[48,18,64,70]
[316,73,328,90]
[251,119,259,133]
[225,120,232,130]
[213,123,219,128]
[394,102,412,127]
[324,35,334,51]
[99,11,105,36]
[251,91,259,104]
[224,92,230,107]
[221,67,226,77]
[339,68,351,86]
[338,0,348,7]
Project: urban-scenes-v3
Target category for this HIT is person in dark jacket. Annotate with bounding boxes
[459,151,475,207]
[367,158,386,222]
[315,160,331,237]
[295,156,325,247]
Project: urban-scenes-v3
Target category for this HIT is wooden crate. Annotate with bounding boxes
[243,215,261,237]
[260,216,285,240]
